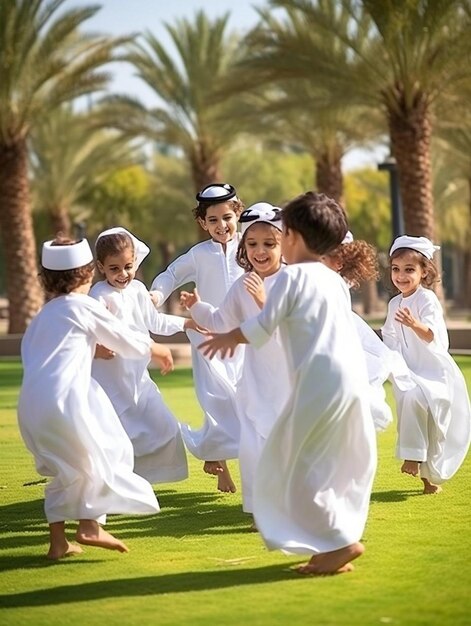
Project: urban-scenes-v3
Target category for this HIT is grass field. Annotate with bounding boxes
[1,357,471,626]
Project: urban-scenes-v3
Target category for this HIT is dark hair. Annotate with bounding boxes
[39,238,95,299]
[236,223,282,272]
[282,192,348,255]
[192,197,245,221]
[326,240,379,289]
[95,232,134,264]
[389,247,440,291]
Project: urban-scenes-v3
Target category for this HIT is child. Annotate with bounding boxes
[180,203,290,526]
[91,227,190,484]
[150,183,245,492]
[17,238,160,560]
[322,234,413,432]
[381,235,471,494]
[199,192,377,576]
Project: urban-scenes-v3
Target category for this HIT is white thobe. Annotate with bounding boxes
[90,280,188,483]
[151,237,244,460]
[381,285,471,483]
[190,269,290,513]
[17,294,159,523]
[241,262,377,555]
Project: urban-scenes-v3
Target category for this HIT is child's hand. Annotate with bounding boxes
[244,272,266,308]
[180,288,200,310]
[184,318,208,334]
[395,307,417,328]
[95,344,116,360]
[149,290,164,308]
[150,343,174,375]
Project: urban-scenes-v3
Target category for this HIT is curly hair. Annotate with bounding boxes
[39,237,95,300]
[388,247,440,293]
[236,223,282,272]
[326,240,380,289]
[192,197,245,221]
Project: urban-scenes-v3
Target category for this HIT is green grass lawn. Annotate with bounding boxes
[1,358,471,626]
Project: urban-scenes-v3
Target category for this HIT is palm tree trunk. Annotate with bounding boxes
[0,138,43,333]
[315,147,344,205]
[49,206,72,239]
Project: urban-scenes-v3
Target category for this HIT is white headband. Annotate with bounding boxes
[95,227,150,269]
[42,239,93,270]
[389,235,440,260]
[239,202,282,235]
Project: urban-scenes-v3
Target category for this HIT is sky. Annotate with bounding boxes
[72,0,386,170]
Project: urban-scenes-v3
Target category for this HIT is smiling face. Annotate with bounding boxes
[244,222,282,278]
[390,250,427,297]
[198,202,238,245]
[97,247,136,290]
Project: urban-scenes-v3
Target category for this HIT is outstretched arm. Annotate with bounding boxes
[199,328,248,360]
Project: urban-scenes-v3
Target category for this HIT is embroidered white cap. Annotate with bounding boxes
[41,239,93,270]
[196,183,238,204]
[389,235,440,260]
[239,202,282,235]
[95,227,150,269]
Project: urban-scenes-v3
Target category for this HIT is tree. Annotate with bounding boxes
[0,0,129,332]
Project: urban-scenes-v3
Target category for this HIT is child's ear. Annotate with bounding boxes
[197,217,209,232]
[96,260,105,274]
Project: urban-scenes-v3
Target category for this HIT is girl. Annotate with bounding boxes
[151,183,245,493]
[322,235,413,432]
[181,203,290,526]
[17,238,160,560]
[381,235,471,494]
[91,227,190,484]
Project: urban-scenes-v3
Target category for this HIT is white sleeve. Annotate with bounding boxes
[380,302,400,352]
[150,248,196,305]
[191,281,244,333]
[138,283,186,335]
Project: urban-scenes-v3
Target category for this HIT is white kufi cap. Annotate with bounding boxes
[389,235,440,260]
[239,202,282,235]
[96,227,150,269]
[196,183,238,204]
[342,231,354,244]
[41,239,93,270]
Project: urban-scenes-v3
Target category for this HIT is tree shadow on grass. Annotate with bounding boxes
[370,489,421,503]
[0,564,302,608]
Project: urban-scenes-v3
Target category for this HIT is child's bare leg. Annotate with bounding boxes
[421,477,442,495]
[203,461,224,476]
[296,542,364,576]
[216,460,237,493]
[47,521,83,560]
[76,519,129,553]
[401,460,420,476]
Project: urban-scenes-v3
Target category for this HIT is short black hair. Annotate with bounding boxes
[282,192,348,255]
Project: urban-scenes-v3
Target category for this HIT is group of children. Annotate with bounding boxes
[17,183,471,574]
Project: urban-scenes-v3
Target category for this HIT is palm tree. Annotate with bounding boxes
[30,106,139,238]
[0,0,129,333]
[234,0,471,241]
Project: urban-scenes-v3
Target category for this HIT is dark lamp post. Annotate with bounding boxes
[378,155,404,239]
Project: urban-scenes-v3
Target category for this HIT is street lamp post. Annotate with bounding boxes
[378,155,404,239]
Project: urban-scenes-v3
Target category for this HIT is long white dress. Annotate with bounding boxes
[381,285,471,484]
[90,279,188,483]
[190,269,290,513]
[17,294,159,524]
[151,237,244,460]
[241,262,377,555]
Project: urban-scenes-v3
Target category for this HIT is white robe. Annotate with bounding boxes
[241,263,377,555]
[190,269,290,513]
[381,285,471,484]
[90,280,188,483]
[151,237,244,460]
[17,294,159,524]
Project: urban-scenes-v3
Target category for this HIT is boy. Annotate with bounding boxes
[151,183,245,492]
[199,192,377,575]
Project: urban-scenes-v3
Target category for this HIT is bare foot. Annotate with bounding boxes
[203,461,224,476]
[401,460,420,477]
[47,541,84,560]
[295,542,364,576]
[76,520,129,553]
[422,478,442,495]
[216,460,237,493]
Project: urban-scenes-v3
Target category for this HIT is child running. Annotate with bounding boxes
[91,227,190,484]
[199,192,377,576]
[180,203,290,527]
[17,238,160,560]
[150,183,245,493]
[381,235,471,494]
